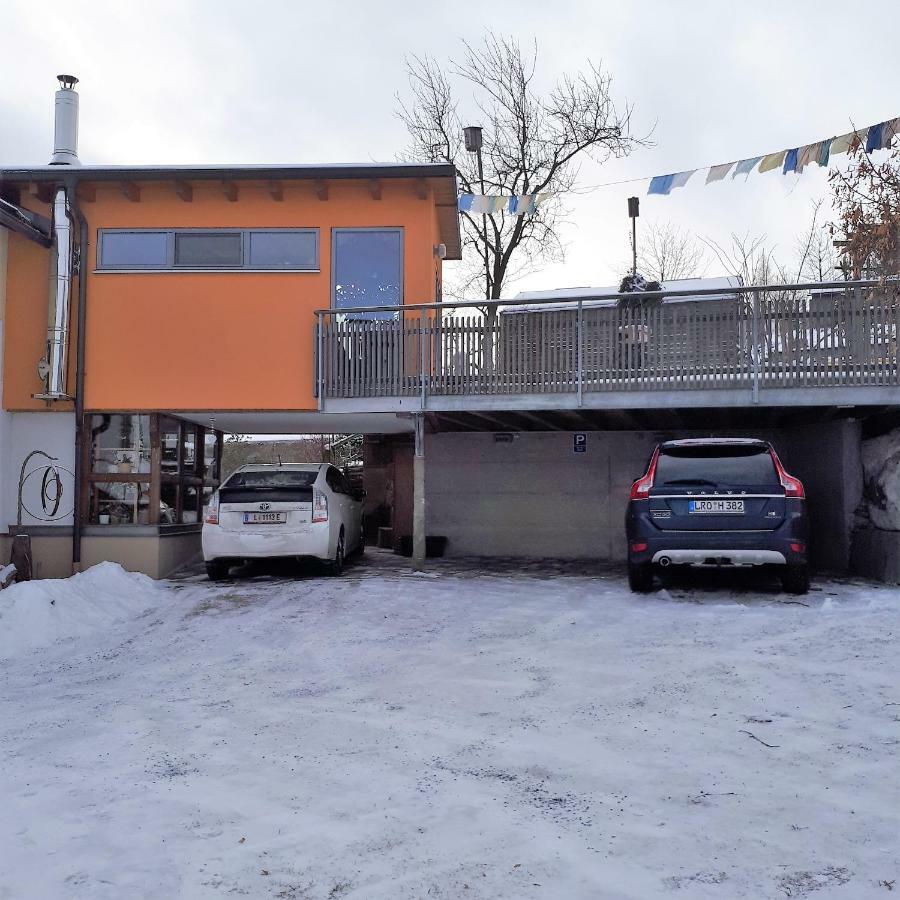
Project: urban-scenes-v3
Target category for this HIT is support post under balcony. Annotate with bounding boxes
[412,413,426,570]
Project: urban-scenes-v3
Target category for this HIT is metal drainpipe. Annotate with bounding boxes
[68,183,88,572]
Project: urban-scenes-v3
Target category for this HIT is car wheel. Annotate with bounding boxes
[781,563,810,595]
[206,560,231,582]
[327,530,345,577]
[628,562,654,593]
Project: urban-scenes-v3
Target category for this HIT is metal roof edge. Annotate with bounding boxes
[0,162,458,183]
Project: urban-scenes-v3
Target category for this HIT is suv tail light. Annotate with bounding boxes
[204,491,220,525]
[770,448,805,499]
[312,489,329,523]
[630,448,660,500]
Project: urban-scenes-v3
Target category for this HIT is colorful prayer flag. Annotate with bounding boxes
[732,156,763,179]
[795,144,816,174]
[648,174,675,195]
[783,148,799,174]
[705,162,734,183]
[758,150,786,173]
[866,122,886,153]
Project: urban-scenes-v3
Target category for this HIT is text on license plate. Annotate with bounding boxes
[689,499,745,514]
[243,512,287,524]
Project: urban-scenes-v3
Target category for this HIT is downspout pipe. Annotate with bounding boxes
[68,183,88,572]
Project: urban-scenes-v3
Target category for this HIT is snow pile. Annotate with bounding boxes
[0,562,163,657]
[861,427,900,529]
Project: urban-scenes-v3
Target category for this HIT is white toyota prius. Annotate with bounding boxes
[202,463,364,580]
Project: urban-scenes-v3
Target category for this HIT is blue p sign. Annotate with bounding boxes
[574,433,587,453]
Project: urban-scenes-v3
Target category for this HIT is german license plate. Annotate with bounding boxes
[689,499,744,514]
[243,512,287,524]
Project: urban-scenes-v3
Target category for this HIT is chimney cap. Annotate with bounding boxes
[56,74,79,90]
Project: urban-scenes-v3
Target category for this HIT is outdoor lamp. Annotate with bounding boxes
[463,126,483,153]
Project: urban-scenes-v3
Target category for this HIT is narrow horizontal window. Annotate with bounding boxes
[174,232,242,267]
[97,228,320,271]
[100,231,168,268]
[248,230,317,270]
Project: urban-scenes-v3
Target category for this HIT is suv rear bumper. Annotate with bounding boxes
[651,548,786,567]
[626,500,808,569]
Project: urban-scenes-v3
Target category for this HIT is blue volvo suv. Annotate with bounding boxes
[625,438,809,594]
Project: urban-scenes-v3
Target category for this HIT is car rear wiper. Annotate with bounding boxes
[660,478,719,486]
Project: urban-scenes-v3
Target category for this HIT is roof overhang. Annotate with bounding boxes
[0,161,461,260]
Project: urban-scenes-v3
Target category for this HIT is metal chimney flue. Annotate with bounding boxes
[49,74,80,166]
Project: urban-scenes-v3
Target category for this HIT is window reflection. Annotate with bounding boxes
[90,415,151,474]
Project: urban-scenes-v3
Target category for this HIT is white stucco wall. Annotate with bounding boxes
[0,412,77,528]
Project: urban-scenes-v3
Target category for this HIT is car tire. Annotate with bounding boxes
[628,562,654,593]
[206,560,231,582]
[327,530,345,577]
[781,563,810,595]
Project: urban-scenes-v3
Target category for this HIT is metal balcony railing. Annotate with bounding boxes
[314,280,899,406]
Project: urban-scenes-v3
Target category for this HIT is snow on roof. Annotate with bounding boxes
[504,276,743,314]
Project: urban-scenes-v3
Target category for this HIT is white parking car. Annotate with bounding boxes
[202,463,365,580]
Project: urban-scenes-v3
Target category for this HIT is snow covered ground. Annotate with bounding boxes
[1,553,898,899]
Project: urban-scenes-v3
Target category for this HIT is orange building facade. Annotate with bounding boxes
[0,162,459,577]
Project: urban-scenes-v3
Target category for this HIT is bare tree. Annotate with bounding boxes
[397,33,645,303]
[701,231,787,286]
[795,200,841,283]
[635,221,707,283]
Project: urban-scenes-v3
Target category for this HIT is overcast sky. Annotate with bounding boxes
[3,0,898,294]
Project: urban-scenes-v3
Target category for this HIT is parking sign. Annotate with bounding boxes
[574,433,587,453]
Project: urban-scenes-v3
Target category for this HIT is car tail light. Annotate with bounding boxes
[630,448,660,500]
[770,449,805,499]
[312,489,328,523]
[631,542,648,553]
[790,542,806,554]
[204,491,219,525]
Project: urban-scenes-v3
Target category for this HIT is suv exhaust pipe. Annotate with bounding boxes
[658,556,671,568]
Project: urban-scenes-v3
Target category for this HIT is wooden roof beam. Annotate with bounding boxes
[175,181,193,202]
[122,182,141,202]
[75,183,96,203]
[222,181,238,202]
[314,180,328,201]
[268,180,284,201]
[368,178,382,200]
[414,177,428,200]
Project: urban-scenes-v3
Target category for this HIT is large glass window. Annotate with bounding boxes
[174,232,242,268]
[160,419,181,474]
[90,414,151,474]
[332,228,402,317]
[86,414,222,527]
[249,231,317,269]
[99,232,168,268]
[90,482,151,525]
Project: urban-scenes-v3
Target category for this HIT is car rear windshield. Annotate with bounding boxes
[224,470,318,489]
[656,445,779,486]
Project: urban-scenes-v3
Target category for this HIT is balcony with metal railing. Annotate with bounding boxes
[314,280,900,413]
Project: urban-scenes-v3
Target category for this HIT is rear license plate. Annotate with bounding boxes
[689,499,744,514]
[243,512,287,525]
